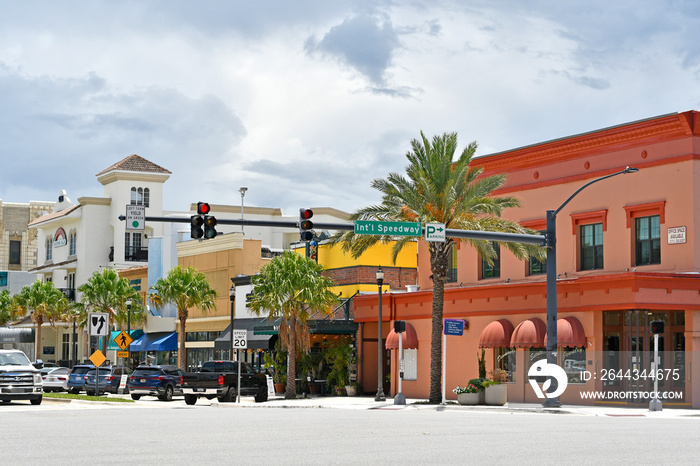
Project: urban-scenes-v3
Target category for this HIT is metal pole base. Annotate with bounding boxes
[649,398,663,412]
[542,398,562,408]
[394,393,406,405]
[375,391,386,402]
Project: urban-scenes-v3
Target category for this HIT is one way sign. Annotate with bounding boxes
[425,223,446,242]
[89,312,109,336]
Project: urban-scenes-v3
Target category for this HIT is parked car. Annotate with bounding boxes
[182,360,268,405]
[67,364,96,394]
[39,362,60,376]
[0,349,43,405]
[129,365,183,401]
[42,367,71,392]
[82,367,132,395]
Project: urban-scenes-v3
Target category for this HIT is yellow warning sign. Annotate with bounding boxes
[114,331,133,351]
[90,350,107,367]
[117,351,129,358]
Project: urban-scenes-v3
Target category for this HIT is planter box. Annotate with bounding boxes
[345,385,357,396]
[457,392,480,405]
[485,384,507,405]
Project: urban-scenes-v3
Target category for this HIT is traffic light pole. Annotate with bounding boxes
[118,215,547,245]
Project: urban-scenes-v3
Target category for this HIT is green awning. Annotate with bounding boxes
[105,329,144,350]
[254,318,357,335]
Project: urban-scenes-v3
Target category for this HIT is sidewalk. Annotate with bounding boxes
[230,395,700,418]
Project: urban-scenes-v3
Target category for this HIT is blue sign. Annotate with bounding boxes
[444,319,465,336]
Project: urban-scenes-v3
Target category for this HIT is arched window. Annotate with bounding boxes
[143,188,150,207]
[130,187,138,205]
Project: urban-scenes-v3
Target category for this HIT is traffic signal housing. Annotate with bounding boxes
[203,215,217,239]
[197,202,211,215]
[190,214,204,239]
[299,208,314,241]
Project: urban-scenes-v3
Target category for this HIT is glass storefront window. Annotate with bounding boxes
[527,347,546,372]
[561,347,586,384]
[496,347,516,382]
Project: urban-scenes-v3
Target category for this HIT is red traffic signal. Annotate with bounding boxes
[650,320,664,335]
[299,208,314,241]
[197,202,211,215]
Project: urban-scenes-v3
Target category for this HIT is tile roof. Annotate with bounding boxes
[27,204,81,227]
[96,154,171,176]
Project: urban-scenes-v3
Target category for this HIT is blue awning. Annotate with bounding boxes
[130,332,178,352]
[106,330,144,350]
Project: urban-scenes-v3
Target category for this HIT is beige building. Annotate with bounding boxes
[0,199,54,273]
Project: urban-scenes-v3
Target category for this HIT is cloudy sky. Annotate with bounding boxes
[2,1,700,215]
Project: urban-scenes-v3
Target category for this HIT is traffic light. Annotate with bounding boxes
[299,208,314,241]
[394,320,406,333]
[650,320,665,334]
[191,202,216,239]
[203,215,217,239]
[190,215,204,239]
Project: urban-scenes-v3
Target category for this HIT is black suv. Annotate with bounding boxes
[128,365,183,401]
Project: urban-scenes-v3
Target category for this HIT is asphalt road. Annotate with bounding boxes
[2,399,700,464]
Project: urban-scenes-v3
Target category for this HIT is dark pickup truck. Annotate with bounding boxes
[181,360,269,405]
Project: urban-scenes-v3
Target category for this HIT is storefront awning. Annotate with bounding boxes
[510,318,546,348]
[0,327,34,344]
[253,318,358,336]
[478,319,514,348]
[130,332,178,352]
[214,319,274,350]
[106,330,144,350]
[386,322,418,349]
[545,316,586,348]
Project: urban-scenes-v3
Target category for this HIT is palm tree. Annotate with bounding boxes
[1,290,22,326]
[248,251,339,399]
[75,269,144,354]
[334,131,544,403]
[149,266,217,371]
[13,280,70,360]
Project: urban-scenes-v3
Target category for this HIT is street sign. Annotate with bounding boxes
[425,223,446,242]
[232,329,247,349]
[125,205,146,231]
[354,220,421,236]
[117,351,129,358]
[444,319,465,336]
[114,330,133,350]
[89,313,109,336]
[90,350,107,367]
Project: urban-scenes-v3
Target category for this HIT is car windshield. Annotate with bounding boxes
[133,369,161,377]
[0,352,32,366]
[86,369,111,376]
[71,367,93,375]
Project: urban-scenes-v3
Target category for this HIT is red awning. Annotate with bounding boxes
[545,316,586,348]
[510,318,546,348]
[386,322,418,350]
[478,319,515,348]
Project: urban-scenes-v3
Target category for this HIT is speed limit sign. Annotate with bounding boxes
[232,329,247,349]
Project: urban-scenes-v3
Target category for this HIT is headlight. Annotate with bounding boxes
[34,373,43,384]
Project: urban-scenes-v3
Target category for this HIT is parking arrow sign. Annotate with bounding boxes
[425,223,446,242]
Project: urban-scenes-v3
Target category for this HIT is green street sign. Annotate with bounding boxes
[354,220,422,236]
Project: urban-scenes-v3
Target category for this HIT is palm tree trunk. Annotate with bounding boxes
[286,314,297,399]
[429,277,445,403]
[179,313,187,371]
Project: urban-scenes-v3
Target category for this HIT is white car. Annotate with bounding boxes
[42,367,70,392]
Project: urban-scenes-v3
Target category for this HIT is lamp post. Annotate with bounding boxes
[126,298,132,363]
[239,187,248,234]
[543,166,638,407]
[229,285,236,360]
[375,267,386,402]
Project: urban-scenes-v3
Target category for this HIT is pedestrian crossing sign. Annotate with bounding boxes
[114,331,133,351]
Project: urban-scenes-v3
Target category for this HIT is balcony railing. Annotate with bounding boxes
[125,246,148,262]
[57,288,76,303]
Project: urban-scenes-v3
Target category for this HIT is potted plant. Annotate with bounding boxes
[453,383,480,405]
[468,377,486,404]
[484,368,509,405]
[263,343,287,394]
[324,337,353,396]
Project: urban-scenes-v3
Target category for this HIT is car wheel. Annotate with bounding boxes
[131,394,141,401]
[86,391,94,396]
[255,384,268,403]
[218,386,235,403]
[30,396,42,405]
[69,388,80,395]
[184,394,197,405]
[159,385,174,402]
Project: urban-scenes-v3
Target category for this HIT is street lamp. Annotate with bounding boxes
[229,285,236,360]
[543,166,638,407]
[375,267,386,402]
[239,187,248,234]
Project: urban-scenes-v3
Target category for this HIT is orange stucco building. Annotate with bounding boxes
[354,110,700,408]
